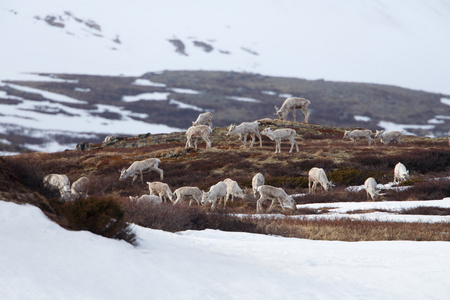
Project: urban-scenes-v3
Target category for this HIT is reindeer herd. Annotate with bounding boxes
[42,97,415,212]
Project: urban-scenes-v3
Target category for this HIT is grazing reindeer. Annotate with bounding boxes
[343,130,375,146]
[394,162,410,183]
[308,167,333,194]
[274,97,310,123]
[256,185,296,213]
[147,181,174,202]
[374,130,402,145]
[43,174,71,202]
[364,177,380,201]
[261,127,299,153]
[119,158,163,184]
[223,178,245,203]
[129,195,162,204]
[201,181,227,210]
[70,176,90,201]
[173,186,203,206]
[252,173,265,197]
[226,121,262,148]
[192,112,213,127]
[185,125,212,150]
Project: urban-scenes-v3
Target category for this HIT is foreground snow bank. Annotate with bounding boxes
[0,200,449,300]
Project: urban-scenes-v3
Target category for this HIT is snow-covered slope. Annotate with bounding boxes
[1,200,450,300]
[1,0,450,94]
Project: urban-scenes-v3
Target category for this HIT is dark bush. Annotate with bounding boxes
[124,201,209,232]
[295,189,366,204]
[389,179,450,201]
[328,166,376,186]
[399,206,450,216]
[63,196,136,245]
[388,149,450,174]
[265,175,308,189]
[292,158,335,172]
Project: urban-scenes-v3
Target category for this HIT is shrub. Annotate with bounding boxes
[388,178,450,201]
[265,175,308,189]
[292,158,335,172]
[328,166,376,186]
[399,207,450,216]
[123,201,209,232]
[63,196,136,245]
[388,149,450,174]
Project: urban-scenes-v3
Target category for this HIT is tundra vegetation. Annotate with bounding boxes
[1,120,449,244]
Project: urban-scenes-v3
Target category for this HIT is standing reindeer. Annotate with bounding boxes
[119,158,163,184]
[274,97,310,123]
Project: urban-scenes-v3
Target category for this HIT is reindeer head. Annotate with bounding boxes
[119,168,128,181]
[226,124,236,136]
[284,195,297,210]
[274,106,287,120]
[374,130,384,138]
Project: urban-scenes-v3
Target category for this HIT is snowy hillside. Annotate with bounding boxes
[1,0,450,94]
[1,200,450,300]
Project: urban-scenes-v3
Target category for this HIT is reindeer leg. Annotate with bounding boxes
[268,198,276,210]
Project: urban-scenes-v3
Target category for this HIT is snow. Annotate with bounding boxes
[377,120,436,136]
[226,96,262,103]
[6,83,87,104]
[132,79,166,87]
[441,98,450,106]
[1,199,449,300]
[121,92,170,102]
[169,88,201,94]
[297,198,450,223]
[1,0,449,94]
[354,115,371,122]
[169,99,204,111]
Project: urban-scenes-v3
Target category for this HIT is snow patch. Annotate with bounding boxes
[169,99,204,111]
[227,96,261,103]
[132,79,166,87]
[354,115,371,122]
[121,92,169,102]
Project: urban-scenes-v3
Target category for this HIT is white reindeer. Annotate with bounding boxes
[394,162,410,183]
[119,158,163,184]
[223,178,245,203]
[185,125,212,150]
[252,173,265,197]
[201,181,227,209]
[261,127,299,153]
[256,185,296,213]
[147,181,174,202]
[226,121,262,148]
[43,174,71,201]
[343,129,375,145]
[374,130,402,145]
[129,195,162,204]
[308,167,333,194]
[274,97,310,123]
[192,111,213,127]
[70,176,90,201]
[172,186,203,206]
[364,177,380,201]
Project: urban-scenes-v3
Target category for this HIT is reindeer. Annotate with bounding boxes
[261,127,299,153]
[185,125,212,150]
[119,158,163,184]
[274,97,310,123]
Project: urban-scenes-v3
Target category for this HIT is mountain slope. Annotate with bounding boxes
[1,71,449,154]
[1,0,450,94]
